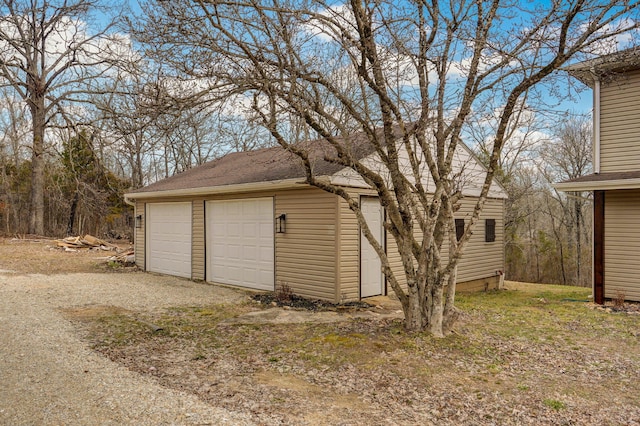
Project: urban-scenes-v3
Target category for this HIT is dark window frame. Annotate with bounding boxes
[485,219,496,243]
[455,218,465,241]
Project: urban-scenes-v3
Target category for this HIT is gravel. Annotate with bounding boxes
[0,271,256,425]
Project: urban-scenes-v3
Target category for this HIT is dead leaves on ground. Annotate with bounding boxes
[65,290,640,425]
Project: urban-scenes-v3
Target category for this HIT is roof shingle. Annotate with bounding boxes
[129,131,376,194]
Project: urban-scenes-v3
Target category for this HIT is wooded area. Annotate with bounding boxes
[0,1,637,330]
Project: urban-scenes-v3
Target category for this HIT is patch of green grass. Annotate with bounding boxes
[543,398,566,410]
[67,283,640,416]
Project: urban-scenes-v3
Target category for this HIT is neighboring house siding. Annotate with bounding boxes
[604,190,640,301]
[275,188,338,301]
[192,199,205,280]
[600,70,640,172]
[135,201,145,269]
[386,197,504,292]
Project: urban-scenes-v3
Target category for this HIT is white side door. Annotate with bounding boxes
[360,197,384,298]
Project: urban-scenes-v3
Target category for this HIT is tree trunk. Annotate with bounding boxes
[428,282,445,338]
[442,267,459,334]
[28,96,46,236]
[67,191,79,236]
[404,283,423,332]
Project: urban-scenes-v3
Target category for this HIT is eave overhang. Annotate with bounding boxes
[554,174,640,192]
[124,177,311,201]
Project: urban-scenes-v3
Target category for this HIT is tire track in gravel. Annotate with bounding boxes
[0,272,256,426]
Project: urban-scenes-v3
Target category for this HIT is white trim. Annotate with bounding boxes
[593,71,601,174]
[554,178,640,192]
[125,178,305,201]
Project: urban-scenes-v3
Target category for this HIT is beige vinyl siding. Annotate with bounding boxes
[600,70,640,172]
[455,198,504,282]
[192,199,205,280]
[386,197,504,293]
[386,234,408,293]
[337,197,359,301]
[135,201,145,269]
[130,188,339,300]
[275,188,338,301]
[604,190,640,301]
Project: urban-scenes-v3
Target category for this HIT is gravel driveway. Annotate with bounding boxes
[0,271,256,425]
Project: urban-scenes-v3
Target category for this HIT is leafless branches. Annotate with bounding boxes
[137,0,638,334]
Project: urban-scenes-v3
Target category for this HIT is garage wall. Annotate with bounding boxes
[134,201,145,269]
[456,197,504,283]
[386,196,504,293]
[192,199,205,280]
[337,196,360,301]
[275,188,338,301]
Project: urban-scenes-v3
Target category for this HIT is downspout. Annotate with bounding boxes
[592,67,601,174]
[123,195,139,268]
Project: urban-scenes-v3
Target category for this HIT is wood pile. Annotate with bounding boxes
[55,234,118,252]
[107,249,135,264]
[53,234,135,265]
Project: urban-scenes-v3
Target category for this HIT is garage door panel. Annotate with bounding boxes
[206,198,275,291]
[147,202,192,278]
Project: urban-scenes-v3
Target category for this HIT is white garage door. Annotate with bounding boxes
[206,198,274,291]
[146,202,192,278]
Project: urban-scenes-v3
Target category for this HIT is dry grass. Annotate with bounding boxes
[65,282,640,425]
[0,237,133,274]
[5,239,638,424]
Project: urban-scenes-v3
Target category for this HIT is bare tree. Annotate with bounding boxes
[540,115,593,286]
[0,88,30,232]
[0,0,122,235]
[138,0,638,335]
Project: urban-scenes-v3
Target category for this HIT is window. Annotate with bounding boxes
[455,219,465,241]
[485,219,496,242]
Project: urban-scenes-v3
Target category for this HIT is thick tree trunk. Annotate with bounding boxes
[404,283,423,332]
[28,97,46,236]
[442,268,459,334]
[428,283,445,338]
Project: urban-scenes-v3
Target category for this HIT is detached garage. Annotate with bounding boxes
[126,138,506,303]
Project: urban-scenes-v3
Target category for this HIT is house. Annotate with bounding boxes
[556,47,640,303]
[124,132,507,303]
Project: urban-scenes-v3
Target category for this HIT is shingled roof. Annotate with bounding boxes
[565,46,640,86]
[128,131,377,195]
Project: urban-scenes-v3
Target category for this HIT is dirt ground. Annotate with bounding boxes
[2,238,639,425]
[0,236,133,274]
